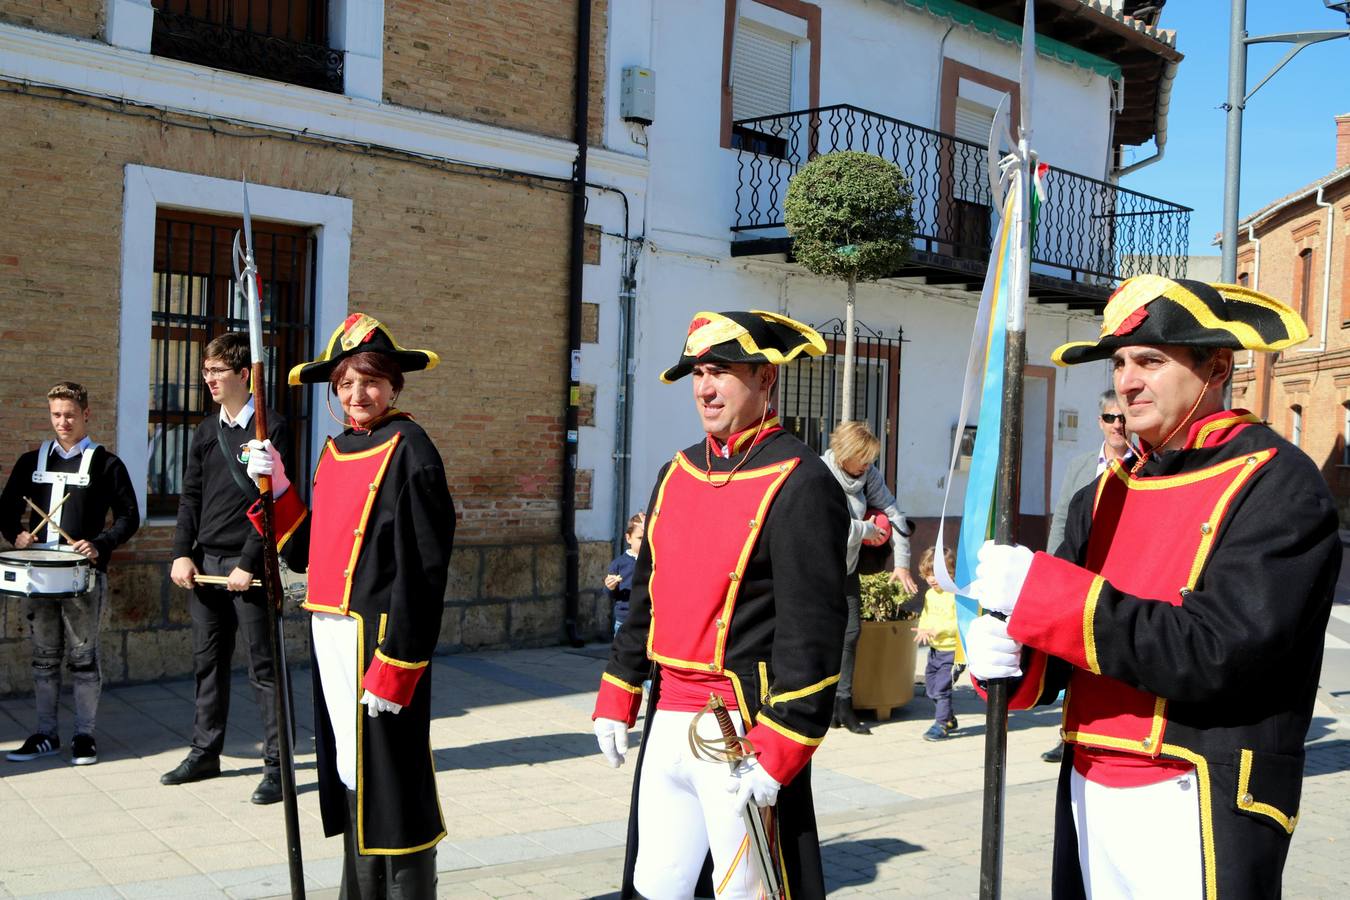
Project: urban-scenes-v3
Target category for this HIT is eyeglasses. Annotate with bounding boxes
[201,366,237,379]
[1100,413,1125,425]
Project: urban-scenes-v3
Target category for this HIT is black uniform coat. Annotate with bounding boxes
[604,429,849,899]
[1008,417,1340,899]
[275,413,455,855]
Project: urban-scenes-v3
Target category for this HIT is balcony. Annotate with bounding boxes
[151,0,343,93]
[730,105,1191,311]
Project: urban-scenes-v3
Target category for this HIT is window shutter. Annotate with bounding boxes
[953,98,996,146]
[731,22,795,121]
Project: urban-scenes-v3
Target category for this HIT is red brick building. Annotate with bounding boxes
[1232,114,1350,521]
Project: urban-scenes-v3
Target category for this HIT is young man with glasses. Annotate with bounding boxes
[1,382,140,766]
[161,332,290,805]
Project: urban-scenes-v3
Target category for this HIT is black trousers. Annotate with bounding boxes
[188,552,279,772]
[837,571,863,700]
[342,791,437,899]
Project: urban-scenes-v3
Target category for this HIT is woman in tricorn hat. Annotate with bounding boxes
[246,313,454,898]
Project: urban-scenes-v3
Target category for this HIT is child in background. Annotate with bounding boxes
[915,545,962,741]
[604,512,645,635]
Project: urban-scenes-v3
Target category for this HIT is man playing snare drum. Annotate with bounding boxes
[0,382,140,766]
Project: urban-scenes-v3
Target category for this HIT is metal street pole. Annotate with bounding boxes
[1220,1,1349,283]
[1220,0,1247,283]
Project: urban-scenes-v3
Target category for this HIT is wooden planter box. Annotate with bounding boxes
[850,618,917,720]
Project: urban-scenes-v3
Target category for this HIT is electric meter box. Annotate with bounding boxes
[620,66,655,125]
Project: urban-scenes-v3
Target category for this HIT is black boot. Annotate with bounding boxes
[831,698,843,728]
[836,697,871,735]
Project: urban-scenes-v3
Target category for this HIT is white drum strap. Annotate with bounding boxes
[31,442,98,544]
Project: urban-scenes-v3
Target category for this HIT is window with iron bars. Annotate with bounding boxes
[777,321,903,487]
[149,210,316,518]
[150,0,343,93]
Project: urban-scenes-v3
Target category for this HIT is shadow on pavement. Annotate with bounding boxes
[1305,738,1350,776]
[823,836,925,890]
[434,729,643,770]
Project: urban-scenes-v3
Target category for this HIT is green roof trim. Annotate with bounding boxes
[904,0,1123,81]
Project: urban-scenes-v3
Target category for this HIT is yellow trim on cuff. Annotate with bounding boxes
[601,672,643,695]
[768,672,840,706]
[1236,748,1298,835]
[373,648,428,670]
[754,713,824,747]
[1082,576,1105,675]
[276,506,307,552]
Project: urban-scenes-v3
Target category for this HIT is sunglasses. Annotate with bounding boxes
[1100,413,1125,424]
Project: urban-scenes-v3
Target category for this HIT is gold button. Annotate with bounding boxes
[728,572,739,582]
[707,663,718,672]
[715,618,725,630]
[779,464,789,472]
[353,529,362,537]
[1141,737,1153,750]
[1179,587,1191,597]
[369,483,377,491]
[1240,792,1254,808]
[1200,523,1212,534]
[1246,456,1257,465]
[748,519,757,528]
[653,507,659,516]
[342,569,350,577]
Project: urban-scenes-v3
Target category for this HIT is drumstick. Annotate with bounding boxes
[23,496,74,543]
[23,494,70,538]
[192,574,265,589]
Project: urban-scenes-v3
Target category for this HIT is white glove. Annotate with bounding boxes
[966,540,1034,616]
[245,439,290,498]
[594,717,629,768]
[966,614,1023,680]
[360,689,403,717]
[727,757,781,816]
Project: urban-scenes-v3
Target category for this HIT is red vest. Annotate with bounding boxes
[1063,446,1275,756]
[645,451,798,673]
[302,433,402,614]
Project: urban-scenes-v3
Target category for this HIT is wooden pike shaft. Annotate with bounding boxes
[251,358,306,899]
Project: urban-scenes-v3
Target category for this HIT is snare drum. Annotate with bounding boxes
[0,549,92,599]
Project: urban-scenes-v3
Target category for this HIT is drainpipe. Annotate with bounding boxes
[562,0,592,647]
[1116,58,1177,178]
[1235,224,1261,370]
[1298,186,1335,354]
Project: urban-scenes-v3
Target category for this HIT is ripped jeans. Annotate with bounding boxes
[24,573,105,737]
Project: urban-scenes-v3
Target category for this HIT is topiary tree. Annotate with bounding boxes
[785,151,915,421]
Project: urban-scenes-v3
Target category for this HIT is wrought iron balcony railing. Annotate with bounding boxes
[151,0,343,93]
[732,104,1191,286]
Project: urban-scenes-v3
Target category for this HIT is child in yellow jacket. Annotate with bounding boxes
[915,545,962,741]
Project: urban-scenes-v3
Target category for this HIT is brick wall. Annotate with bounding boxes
[384,0,608,145]
[1232,175,1350,521]
[0,0,103,40]
[0,88,613,694]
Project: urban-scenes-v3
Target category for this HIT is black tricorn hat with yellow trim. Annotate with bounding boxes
[661,310,827,383]
[1051,274,1309,366]
[289,313,440,385]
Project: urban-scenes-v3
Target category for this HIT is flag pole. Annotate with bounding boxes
[236,178,306,899]
[979,4,1035,898]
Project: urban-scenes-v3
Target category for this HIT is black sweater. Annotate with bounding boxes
[0,442,141,571]
[172,409,289,575]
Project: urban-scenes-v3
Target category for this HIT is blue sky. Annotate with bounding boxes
[1119,1,1350,253]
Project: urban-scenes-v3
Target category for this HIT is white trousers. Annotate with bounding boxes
[311,612,359,791]
[1069,766,1204,900]
[633,709,763,900]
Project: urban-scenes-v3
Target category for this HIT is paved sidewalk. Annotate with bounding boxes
[2,643,1348,898]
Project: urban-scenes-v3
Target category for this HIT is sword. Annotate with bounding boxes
[691,695,785,899]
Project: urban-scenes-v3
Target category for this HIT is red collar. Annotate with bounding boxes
[707,413,782,458]
[1138,408,1261,455]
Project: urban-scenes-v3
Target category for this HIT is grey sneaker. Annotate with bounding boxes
[71,733,98,766]
[8,733,60,762]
